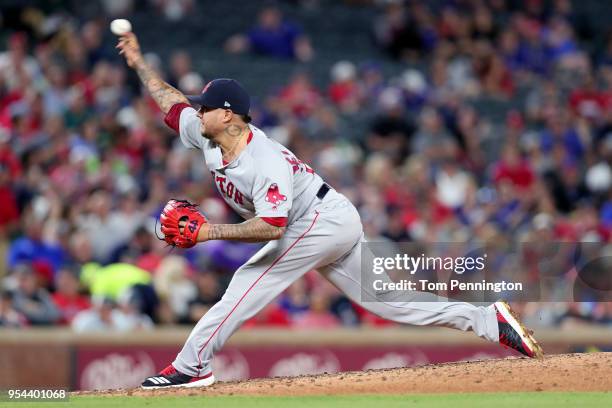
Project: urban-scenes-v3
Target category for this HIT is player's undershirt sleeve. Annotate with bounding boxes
[260,217,288,227]
[252,153,294,219]
[164,103,190,133]
[165,104,205,150]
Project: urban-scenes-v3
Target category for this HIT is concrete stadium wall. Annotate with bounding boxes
[1,327,611,390]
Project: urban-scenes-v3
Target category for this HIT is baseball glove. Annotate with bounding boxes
[159,199,207,248]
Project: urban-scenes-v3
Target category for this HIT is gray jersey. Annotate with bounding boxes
[170,106,500,382]
[178,107,324,225]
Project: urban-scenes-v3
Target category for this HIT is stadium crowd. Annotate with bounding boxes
[0,0,610,331]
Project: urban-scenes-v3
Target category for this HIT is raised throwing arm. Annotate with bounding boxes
[116,33,188,114]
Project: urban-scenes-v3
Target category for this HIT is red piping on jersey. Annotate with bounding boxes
[164,103,191,133]
[261,217,288,227]
[195,210,320,376]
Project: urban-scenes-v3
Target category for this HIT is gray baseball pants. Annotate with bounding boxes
[173,190,499,377]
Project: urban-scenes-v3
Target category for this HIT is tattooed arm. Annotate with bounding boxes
[197,218,285,243]
[116,33,188,114]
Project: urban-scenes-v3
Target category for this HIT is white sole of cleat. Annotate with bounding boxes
[141,374,215,389]
[495,301,544,359]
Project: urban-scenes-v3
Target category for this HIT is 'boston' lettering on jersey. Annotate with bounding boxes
[214,175,244,205]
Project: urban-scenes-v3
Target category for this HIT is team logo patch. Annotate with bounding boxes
[265,183,287,209]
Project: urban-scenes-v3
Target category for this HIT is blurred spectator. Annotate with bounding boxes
[303,104,347,142]
[153,0,195,21]
[557,302,599,328]
[492,144,536,192]
[592,302,612,325]
[117,284,157,326]
[585,161,611,198]
[473,42,515,98]
[358,62,386,107]
[411,107,457,165]
[10,263,60,325]
[101,0,134,16]
[435,159,474,210]
[373,1,426,60]
[539,112,585,165]
[399,69,428,112]
[177,72,205,96]
[525,79,563,123]
[0,33,41,94]
[0,145,20,237]
[167,50,193,89]
[512,15,549,75]
[72,295,152,332]
[51,266,90,324]
[80,262,151,300]
[471,4,498,42]
[569,74,611,121]
[225,6,313,62]
[328,61,363,113]
[153,256,196,323]
[0,290,27,327]
[190,240,261,275]
[352,302,395,327]
[276,71,321,119]
[543,17,579,63]
[367,88,415,164]
[543,162,589,214]
[78,190,145,263]
[7,211,66,282]
[293,290,340,329]
[186,270,223,324]
[244,302,290,328]
[278,277,310,321]
[81,21,112,68]
[42,64,70,116]
[67,231,95,266]
[111,225,154,264]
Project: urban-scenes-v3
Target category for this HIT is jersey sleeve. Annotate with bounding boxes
[252,153,293,219]
[165,104,206,150]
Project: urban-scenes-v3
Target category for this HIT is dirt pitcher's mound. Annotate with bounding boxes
[87,353,612,396]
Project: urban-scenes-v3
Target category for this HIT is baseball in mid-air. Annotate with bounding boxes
[110,19,132,36]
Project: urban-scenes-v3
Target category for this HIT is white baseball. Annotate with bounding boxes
[110,19,132,36]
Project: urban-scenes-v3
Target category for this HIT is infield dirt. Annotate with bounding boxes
[78,353,612,396]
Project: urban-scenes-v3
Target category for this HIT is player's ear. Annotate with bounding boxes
[222,109,233,123]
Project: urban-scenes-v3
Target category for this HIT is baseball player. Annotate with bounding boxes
[116,32,543,389]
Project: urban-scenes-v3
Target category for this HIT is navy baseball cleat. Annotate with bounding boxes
[141,364,215,389]
[495,301,544,359]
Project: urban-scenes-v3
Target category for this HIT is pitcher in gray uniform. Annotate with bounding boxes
[116,31,543,389]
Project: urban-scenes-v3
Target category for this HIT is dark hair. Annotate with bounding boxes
[0,290,13,301]
[240,114,252,124]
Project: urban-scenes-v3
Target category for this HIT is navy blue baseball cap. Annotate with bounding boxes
[187,78,251,120]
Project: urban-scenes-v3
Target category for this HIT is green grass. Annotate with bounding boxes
[3,392,611,408]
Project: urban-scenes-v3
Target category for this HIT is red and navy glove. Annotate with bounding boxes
[160,199,207,248]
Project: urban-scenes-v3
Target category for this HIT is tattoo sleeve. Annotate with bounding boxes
[133,59,188,114]
[207,217,285,242]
